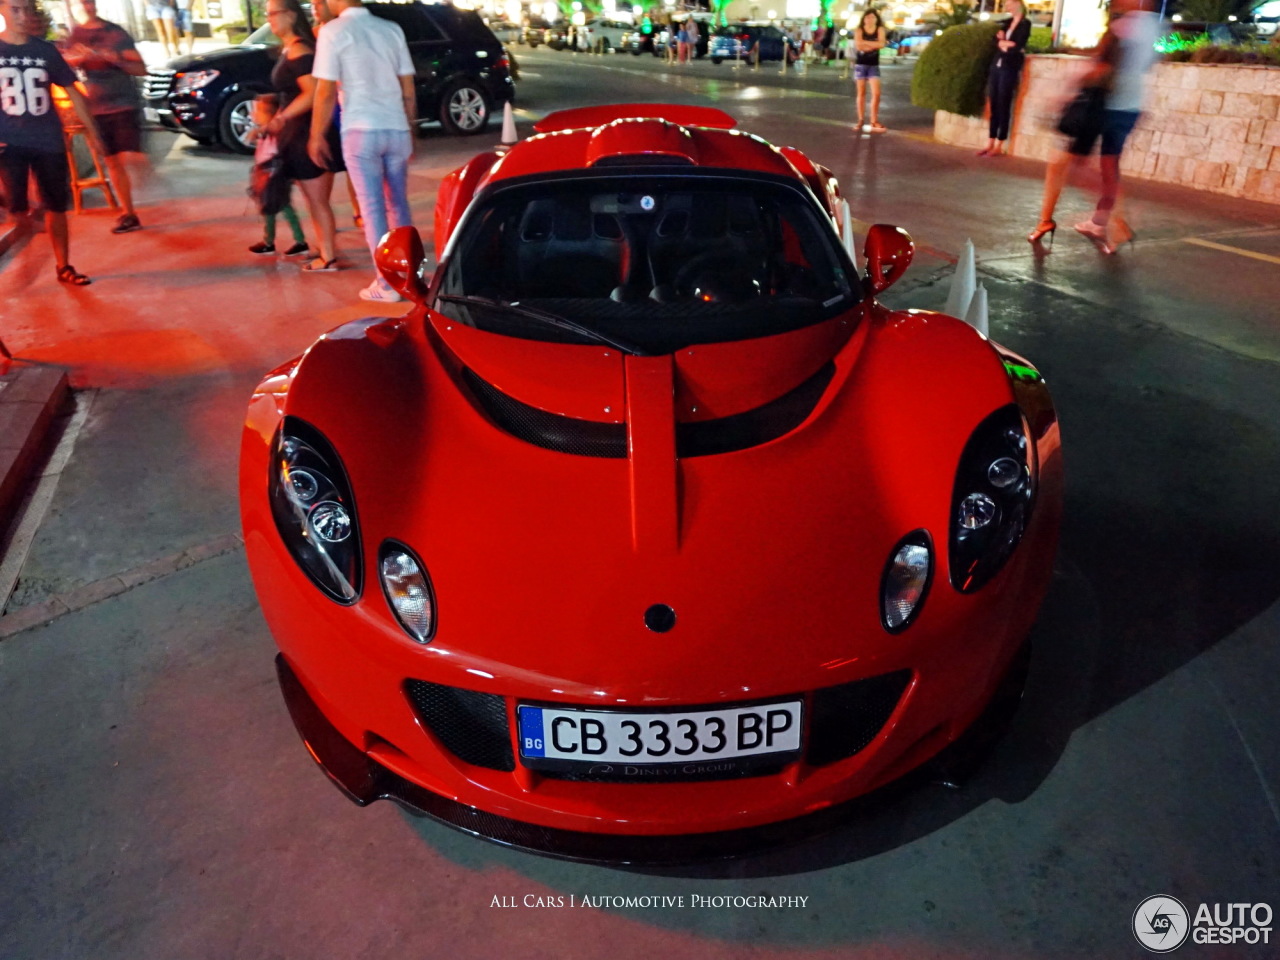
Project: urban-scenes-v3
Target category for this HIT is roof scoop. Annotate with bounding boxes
[585,118,700,167]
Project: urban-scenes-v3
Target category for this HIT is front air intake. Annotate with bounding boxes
[404,680,515,771]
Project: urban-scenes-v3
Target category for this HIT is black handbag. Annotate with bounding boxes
[248,153,291,216]
[1057,86,1105,139]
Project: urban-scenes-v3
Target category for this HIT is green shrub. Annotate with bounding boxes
[911,22,1000,117]
[1026,25,1053,53]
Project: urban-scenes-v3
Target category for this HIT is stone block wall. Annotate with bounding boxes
[932,55,1280,205]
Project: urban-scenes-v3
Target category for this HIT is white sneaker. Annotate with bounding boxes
[358,279,403,303]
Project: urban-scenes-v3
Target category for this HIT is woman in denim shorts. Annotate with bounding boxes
[852,10,887,132]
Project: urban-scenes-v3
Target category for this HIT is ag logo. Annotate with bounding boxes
[1133,895,1190,953]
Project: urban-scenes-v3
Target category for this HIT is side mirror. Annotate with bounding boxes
[375,226,429,303]
[862,224,914,296]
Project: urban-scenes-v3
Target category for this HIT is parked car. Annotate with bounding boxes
[708,23,799,64]
[142,2,515,153]
[485,18,521,44]
[242,102,1064,861]
[582,17,632,52]
[520,16,552,46]
[621,23,660,54]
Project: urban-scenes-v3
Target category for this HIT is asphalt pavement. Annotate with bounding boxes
[0,46,1278,960]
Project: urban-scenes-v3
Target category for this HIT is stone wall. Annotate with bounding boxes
[932,55,1280,205]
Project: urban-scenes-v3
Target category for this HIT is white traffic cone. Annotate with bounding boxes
[944,238,976,320]
[500,101,518,148]
[964,282,989,337]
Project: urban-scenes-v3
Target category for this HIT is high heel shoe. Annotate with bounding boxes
[1027,219,1057,246]
[1074,218,1116,255]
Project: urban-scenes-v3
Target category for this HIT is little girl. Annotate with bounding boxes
[247,94,310,257]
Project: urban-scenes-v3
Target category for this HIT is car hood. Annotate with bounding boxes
[281,306,1018,700]
[164,43,273,71]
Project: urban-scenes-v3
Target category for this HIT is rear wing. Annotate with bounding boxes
[533,104,738,134]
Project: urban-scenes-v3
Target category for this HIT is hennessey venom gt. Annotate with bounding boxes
[240,103,1063,861]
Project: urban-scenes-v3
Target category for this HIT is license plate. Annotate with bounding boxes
[518,700,802,765]
[144,107,160,123]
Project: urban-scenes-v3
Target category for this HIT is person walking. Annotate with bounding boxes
[64,0,148,234]
[308,0,416,301]
[263,0,340,272]
[174,0,195,56]
[0,0,102,284]
[852,10,887,132]
[1028,0,1159,252]
[146,0,178,58]
[978,0,1030,156]
[311,0,363,232]
[247,94,310,256]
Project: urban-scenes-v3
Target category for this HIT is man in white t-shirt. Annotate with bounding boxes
[309,0,417,302]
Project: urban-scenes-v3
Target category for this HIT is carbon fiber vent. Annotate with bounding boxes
[462,367,627,458]
[806,670,912,766]
[677,361,834,458]
[462,361,832,459]
[404,680,515,771]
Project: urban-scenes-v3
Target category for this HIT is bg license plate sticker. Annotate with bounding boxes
[518,701,802,764]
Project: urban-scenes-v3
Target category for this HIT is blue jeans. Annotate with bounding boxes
[342,128,413,276]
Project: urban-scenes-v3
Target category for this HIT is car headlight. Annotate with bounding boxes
[949,404,1037,593]
[268,418,361,603]
[379,541,436,642]
[174,69,219,93]
[881,530,933,633]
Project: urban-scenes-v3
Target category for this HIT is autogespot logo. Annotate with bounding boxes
[1133,895,1191,953]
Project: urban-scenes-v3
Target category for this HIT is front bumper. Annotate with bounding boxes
[276,651,1026,863]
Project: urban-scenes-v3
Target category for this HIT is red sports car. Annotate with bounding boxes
[240,103,1063,861]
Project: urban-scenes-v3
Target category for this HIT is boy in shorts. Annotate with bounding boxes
[66,0,149,233]
[0,0,104,284]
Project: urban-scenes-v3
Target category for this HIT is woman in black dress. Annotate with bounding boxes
[979,0,1031,156]
[263,0,340,271]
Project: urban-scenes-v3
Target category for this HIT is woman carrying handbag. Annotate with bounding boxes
[1029,0,1160,253]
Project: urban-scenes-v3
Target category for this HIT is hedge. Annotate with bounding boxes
[911,22,1001,117]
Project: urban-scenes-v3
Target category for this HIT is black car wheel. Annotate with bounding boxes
[439,79,491,136]
[219,90,256,154]
[711,56,723,64]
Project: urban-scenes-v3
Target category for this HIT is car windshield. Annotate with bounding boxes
[433,174,859,354]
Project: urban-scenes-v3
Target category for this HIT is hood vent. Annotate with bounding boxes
[462,366,628,458]
[677,361,835,458]
[461,360,834,459]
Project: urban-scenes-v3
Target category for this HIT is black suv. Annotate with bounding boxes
[143,2,515,153]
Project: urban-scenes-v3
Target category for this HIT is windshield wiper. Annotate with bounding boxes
[435,294,648,356]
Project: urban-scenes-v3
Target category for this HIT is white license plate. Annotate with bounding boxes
[518,701,802,764]
[144,107,160,123]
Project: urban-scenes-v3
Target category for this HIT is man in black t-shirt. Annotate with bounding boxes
[65,0,148,234]
[0,0,103,284]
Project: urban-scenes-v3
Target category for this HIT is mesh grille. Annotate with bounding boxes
[677,361,834,458]
[462,367,627,458]
[404,680,515,771]
[143,69,174,100]
[806,670,912,767]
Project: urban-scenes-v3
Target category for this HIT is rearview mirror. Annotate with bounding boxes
[375,226,429,303]
[862,224,914,296]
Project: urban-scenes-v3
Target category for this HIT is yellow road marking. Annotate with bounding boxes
[1183,237,1280,266]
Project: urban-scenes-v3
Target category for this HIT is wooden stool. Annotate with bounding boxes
[63,125,119,214]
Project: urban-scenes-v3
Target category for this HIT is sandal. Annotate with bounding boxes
[869,123,887,133]
[301,257,340,273]
[57,264,92,286]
